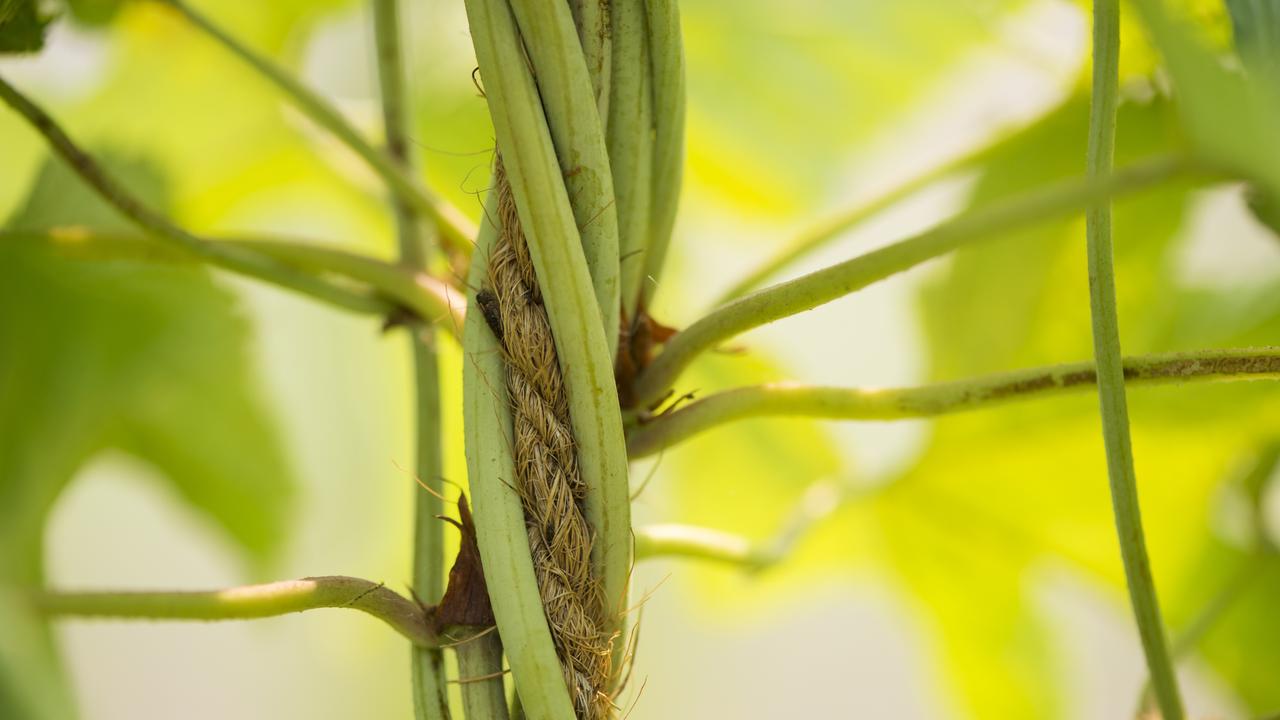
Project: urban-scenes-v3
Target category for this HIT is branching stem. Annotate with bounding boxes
[627,348,1280,457]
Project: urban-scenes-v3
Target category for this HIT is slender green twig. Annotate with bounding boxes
[629,153,1189,409]
[154,0,476,260]
[36,576,436,647]
[1086,3,1183,718]
[0,76,395,317]
[627,348,1280,457]
[371,2,451,718]
[4,228,467,336]
[714,139,994,306]
[633,525,763,568]
[452,629,510,719]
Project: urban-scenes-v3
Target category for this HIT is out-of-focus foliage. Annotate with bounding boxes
[0,0,50,54]
[0,156,293,719]
[666,20,1280,720]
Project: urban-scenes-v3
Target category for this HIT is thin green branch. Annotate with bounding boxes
[714,140,992,306]
[627,348,1280,457]
[1087,3,1183,718]
[155,0,476,261]
[634,479,848,569]
[629,153,1189,409]
[371,1,450,718]
[36,576,436,647]
[4,228,467,337]
[0,76,395,318]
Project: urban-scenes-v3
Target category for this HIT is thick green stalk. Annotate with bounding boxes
[568,0,611,121]
[0,76,393,317]
[465,0,630,647]
[609,0,656,319]
[37,577,436,646]
[1086,3,1183,718]
[157,0,476,259]
[630,154,1187,408]
[714,141,992,305]
[371,2,450,718]
[639,0,685,308]
[461,187,576,719]
[507,0,622,358]
[627,348,1280,457]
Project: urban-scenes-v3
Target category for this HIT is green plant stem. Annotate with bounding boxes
[567,0,610,121]
[639,0,685,309]
[714,140,993,305]
[451,628,510,720]
[461,182,576,718]
[156,0,476,260]
[627,347,1280,457]
[633,525,762,567]
[0,75,399,318]
[609,0,655,319]
[1087,3,1183,718]
[371,2,450,718]
[4,228,467,336]
[507,0,621,358]
[630,153,1188,409]
[466,0,630,660]
[36,576,436,646]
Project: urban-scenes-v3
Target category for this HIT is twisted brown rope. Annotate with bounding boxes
[482,156,613,719]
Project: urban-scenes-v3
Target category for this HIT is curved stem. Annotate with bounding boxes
[4,229,467,337]
[627,348,1280,457]
[155,0,476,261]
[0,75,394,318]
[633,525,762,568]
[713,139,992,306]
[36,576,436,647]
[629,153,1188,408]
[371,2,451,718]
[1087,3,1183,717]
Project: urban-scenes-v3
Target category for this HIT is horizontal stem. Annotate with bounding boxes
[633,524,763,568]
[5,229,466,336]
[630,154,1189,408]
[627,347,1280,457]
[714,137,992,306]
[156,0,476,260]
[36,576,437,647]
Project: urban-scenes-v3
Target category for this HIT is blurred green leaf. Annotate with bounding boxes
[65,0,122,27]
[0,154,293,718]
[0,0,50,54]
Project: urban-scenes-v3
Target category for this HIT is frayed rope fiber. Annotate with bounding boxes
[482,156,613,719]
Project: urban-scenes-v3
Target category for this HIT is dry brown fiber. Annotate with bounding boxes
[483,155,614,719]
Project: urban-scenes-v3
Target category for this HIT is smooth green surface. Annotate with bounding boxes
[639,0,685,309]
[1086,3,1183,717]
[609,0,655,319]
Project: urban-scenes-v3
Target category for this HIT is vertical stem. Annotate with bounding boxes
[609,0,655,320]
[1086,3,1184,719]
[640,0,686,309]
[371,2,450,718]
[456,630,511,720]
